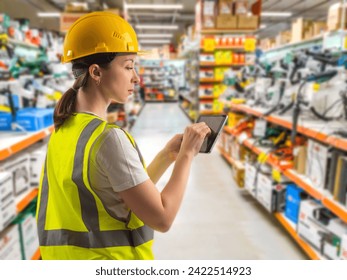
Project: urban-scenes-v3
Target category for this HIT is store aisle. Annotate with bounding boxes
[130,103,307,260]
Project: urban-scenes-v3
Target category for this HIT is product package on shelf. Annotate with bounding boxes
[14,201,39,259]
[297,200,328,252]
[305,139,331,191]
[0,224,21,260]
[0,171,16,232]
[244,162,258,198]
[256,171,288,213]
[2,152,30,197]
[284,184,307,224]
[28,143,47,187]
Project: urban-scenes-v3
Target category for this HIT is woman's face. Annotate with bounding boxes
[100,54,139,103]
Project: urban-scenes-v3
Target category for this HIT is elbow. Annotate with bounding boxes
[153,219,173,233]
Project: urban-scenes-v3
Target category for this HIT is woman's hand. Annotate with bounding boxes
[163,134,183,161]
[180,122,211,157]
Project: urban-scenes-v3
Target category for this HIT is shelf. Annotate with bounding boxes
[274,213,322,260]
[199,78,223,83]
[230,103,347,152]
[16,188,38,213]
[201,46,246,52]
[199,62,246,67]
[31,248,41,260]
[218,146,244,169]
[223,125,347,224]
[200,110,223,115]
[0,125,54,161]
[199,95,215,100]
[201,29,256,34]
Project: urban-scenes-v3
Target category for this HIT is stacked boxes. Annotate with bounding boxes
[2,153,30,197]
[244,162,257,197]
[0,224,22,260]
[0,172,16,231]
[14,202,39,260]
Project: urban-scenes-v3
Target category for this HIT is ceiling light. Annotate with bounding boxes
[261,12,292,17]
[139,39,171,44]
[260,24,267,29]
[138,34,173,38]
[37,12,61,17]
[135,24,179,30]
[125,3,183,10]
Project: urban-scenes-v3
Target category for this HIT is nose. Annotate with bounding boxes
[132,68,140,84]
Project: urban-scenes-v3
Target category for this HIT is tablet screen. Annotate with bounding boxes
[197,115,228,153]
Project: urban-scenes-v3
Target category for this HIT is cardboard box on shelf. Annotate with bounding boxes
[232,160,245,188]
[218,0,234,15]
[202,15,216,28]
[203,0,217,16]
[313,21,326,36]
[216,15,237,28]
[233,1,248,15]
[2,153,30,197]
[275,30,291,46]
[341,234,347,259]
[256,172,287,213]
[237,15,259,29]
[297,200,328,250]
[305,139,330,191]
[293,145,307,174]
[0,224,22,260]
[0,172,16,232]
[244,162,257,197]
[291,17,313,43]
[327,2,347,32]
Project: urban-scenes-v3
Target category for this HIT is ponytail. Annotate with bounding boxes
[53,71,89,130]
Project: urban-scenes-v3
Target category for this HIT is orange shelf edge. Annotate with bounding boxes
[0,126,54,161]
[16,188,38,213]
[31,248,41,260]
[283,170,322,201]
[274,213,320,260]
[218,146,234,166]
[322,198,347,224]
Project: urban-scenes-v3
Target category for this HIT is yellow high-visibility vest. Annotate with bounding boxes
[36,113,154,260]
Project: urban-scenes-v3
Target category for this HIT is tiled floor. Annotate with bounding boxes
[130,102,307,260]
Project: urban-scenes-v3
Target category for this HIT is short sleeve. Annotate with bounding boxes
[95,128,149,192]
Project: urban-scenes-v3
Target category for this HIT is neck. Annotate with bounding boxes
[75,84,110,120]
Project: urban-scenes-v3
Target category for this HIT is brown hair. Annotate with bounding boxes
[53,53,118,130]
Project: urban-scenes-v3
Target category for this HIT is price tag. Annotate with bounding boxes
[244,38,256,52]
[203,38,216,52]
[257,152,268,164]
[313,83,320,92]
[272,169,282,183]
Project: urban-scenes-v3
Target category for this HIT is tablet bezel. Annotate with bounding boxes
[196,114,228,153]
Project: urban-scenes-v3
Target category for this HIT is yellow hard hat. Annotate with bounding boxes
[62,12,141,63]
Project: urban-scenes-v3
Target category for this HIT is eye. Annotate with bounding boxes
[126,67,134,70]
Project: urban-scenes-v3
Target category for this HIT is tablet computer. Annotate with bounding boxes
[196,114,228,153]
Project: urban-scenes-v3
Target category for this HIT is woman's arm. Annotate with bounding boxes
[119,123,210,232]
[146,134,182,184]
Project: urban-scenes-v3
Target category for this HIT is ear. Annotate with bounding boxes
[89,64,102,82]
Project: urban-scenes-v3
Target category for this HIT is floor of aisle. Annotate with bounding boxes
[130,102,307,260]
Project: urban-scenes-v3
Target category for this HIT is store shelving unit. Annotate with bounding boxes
[197,30,256,116]
[218,100,347,259]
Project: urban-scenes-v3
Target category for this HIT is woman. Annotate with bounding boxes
[36,12,210,260]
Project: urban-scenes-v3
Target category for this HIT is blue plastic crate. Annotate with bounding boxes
[0,112,13,131]
[285,184,305,224]
[15,108,54,132]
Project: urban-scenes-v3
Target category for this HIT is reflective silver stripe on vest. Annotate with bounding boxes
[38,119,153,248]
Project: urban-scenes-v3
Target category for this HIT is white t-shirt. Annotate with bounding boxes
[89,128,149,221]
